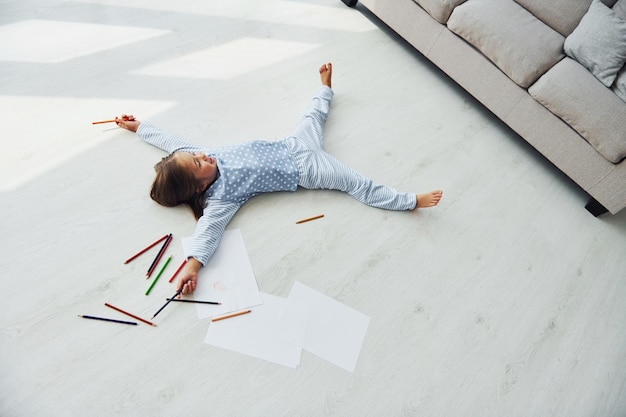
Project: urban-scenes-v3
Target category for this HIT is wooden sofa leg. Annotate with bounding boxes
[585,198,608,217]
[341,0,358,7]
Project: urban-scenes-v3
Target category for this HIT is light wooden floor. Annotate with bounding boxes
[1,1,625,416]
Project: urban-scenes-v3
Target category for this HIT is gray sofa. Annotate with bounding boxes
[343,0,626,215]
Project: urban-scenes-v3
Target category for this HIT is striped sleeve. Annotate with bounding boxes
[137,123,203,154]
[187,200,242,265]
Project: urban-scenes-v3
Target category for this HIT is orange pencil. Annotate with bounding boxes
[124,234,169,264]
[104,303,156,327]
[92,119,116,124]
[211,309,251,322]
[168,258,188,283]
[296,214,324,224]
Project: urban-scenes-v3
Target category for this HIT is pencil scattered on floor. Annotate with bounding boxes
[295,214,324,224]
[104,302,156,327]
[168,258,187,283]
[78,315,137,326]
[166,298,221,305]
[147,234,172,278]
[151,287,184,319]
[124,234,169,264]
[146,255,172,295]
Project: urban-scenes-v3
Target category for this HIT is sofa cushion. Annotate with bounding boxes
[513,0,594,37]
[564,0,626,87]
[447,0,564,88]
[613,0,626,18]
[513,0,617,36]
[529,58,626,163]
[413,0,468,23]
[612,0,626,100]
[613,66,626,101]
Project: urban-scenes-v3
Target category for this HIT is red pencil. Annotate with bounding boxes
[147,234,172,278]
[168,258,188,283]
[124,234,169,264]
[104,303,156,327]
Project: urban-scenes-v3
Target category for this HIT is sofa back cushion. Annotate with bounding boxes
[615,0,626,17]
[529,58,626,164]
[448,0,565,88]
[564,0,626,87]
[413,0,468,23]
[513,0,617,36]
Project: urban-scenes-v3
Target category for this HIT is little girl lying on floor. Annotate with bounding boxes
[115,62,443,295]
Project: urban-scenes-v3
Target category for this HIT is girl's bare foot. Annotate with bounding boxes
[415,190,443,208]
[319,62,332,88]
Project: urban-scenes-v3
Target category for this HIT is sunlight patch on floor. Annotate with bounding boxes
[133,37,320,80]
[0,96,176,191]
[0,20,170,63]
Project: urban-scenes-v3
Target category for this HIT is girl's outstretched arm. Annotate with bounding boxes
[135,122,204,154]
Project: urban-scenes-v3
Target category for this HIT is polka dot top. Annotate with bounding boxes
[137,122,299,265]
[205,140,299,203]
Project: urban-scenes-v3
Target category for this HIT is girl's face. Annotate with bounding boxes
[174,152,218,192]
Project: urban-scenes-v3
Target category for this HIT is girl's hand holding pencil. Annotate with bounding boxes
[176,258,202,296]
[93,114,140,132]
[115,114,140,132]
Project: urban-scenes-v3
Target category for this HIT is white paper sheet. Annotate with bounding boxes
[181,229,262,319]
[204,293,302,369]
[279,281,370,373]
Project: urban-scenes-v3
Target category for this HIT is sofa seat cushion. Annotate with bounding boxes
[564,0,626,87]
[413,0,468,23]
[447,0,565,88]
[529,58,626,163]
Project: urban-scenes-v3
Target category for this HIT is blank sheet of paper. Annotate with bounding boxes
[280,281,370,373]
[182,229,262,319]
[204,293,302,369]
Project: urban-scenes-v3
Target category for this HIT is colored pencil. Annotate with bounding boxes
[168,258,187,283]
[146,255,172,295]
[211,309,251,322]
[147,233,172,278]
[78,314,137,325]
[152,287,184,319]
[104,302,156,327]
[295,214,324,224]
[166,298,221,305]
[124,234,169,264]
[92,119,116,124]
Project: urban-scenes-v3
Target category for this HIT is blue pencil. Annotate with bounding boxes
[78,315,137,325]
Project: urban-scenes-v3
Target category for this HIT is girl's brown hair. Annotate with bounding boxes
[150,154,206,220]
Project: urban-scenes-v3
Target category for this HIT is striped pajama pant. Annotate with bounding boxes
[284,86,416,211]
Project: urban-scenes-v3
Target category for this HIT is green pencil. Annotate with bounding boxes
[145,255,172,295]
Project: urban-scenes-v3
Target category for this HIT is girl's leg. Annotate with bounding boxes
[297,150,417,211]
[288,85,333,151]
[288,63,334,150]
